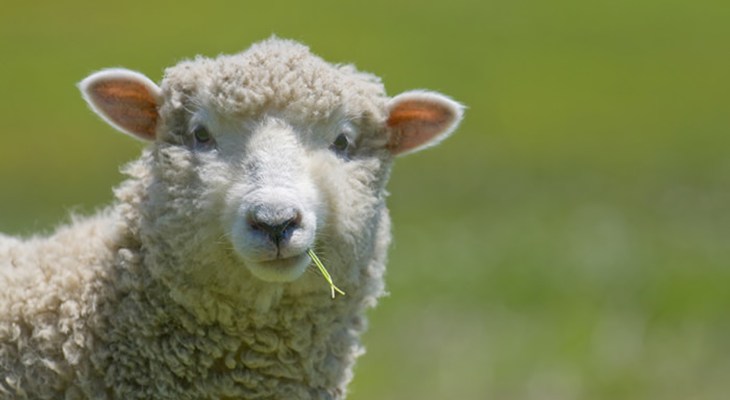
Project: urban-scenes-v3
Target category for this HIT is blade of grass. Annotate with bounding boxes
[307,249,346,299]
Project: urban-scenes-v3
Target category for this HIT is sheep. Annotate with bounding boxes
[0,37,463,399]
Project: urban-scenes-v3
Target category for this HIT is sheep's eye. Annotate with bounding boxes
[330,133,351,156]
[193,125,211,144]
[190,124,216,151]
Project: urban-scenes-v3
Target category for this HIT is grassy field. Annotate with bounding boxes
[2,0,729,398]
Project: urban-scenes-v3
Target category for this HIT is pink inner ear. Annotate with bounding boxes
[387,100,454,154]
[88,80,158,140]
[387,100,451,127]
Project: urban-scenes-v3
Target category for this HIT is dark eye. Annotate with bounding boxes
[193,125,211,143]
[191,124,215,150]
[330,133,351,156]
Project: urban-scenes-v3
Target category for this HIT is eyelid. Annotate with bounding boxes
[335,121,359,146]
[339,120,356,135]
[188,109,214,131]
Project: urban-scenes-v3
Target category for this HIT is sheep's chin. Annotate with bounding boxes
[244,253,310,283]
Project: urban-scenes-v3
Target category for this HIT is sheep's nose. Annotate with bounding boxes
[247,206,302,246]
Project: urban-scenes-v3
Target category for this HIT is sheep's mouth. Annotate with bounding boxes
[244,252,310,283]
[258,253,307,269]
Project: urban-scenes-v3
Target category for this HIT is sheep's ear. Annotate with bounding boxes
[79,68,161,141]
[386,91,464,156]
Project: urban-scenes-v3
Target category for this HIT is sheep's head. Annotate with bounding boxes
[79,39,463,302]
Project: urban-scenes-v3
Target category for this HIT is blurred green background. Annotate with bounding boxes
[2,0,729,398]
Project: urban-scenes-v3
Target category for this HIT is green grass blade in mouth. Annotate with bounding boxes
[307,249,346,299]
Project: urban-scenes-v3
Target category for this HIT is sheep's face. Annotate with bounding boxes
[221,117,322,283]
[177,112,358,284]
[79,39,463,298]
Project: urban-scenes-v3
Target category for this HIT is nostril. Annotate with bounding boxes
[252,219,297,239]
[247,207,302,245]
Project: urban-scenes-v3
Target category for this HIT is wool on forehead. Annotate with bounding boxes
[160,37,389,121]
